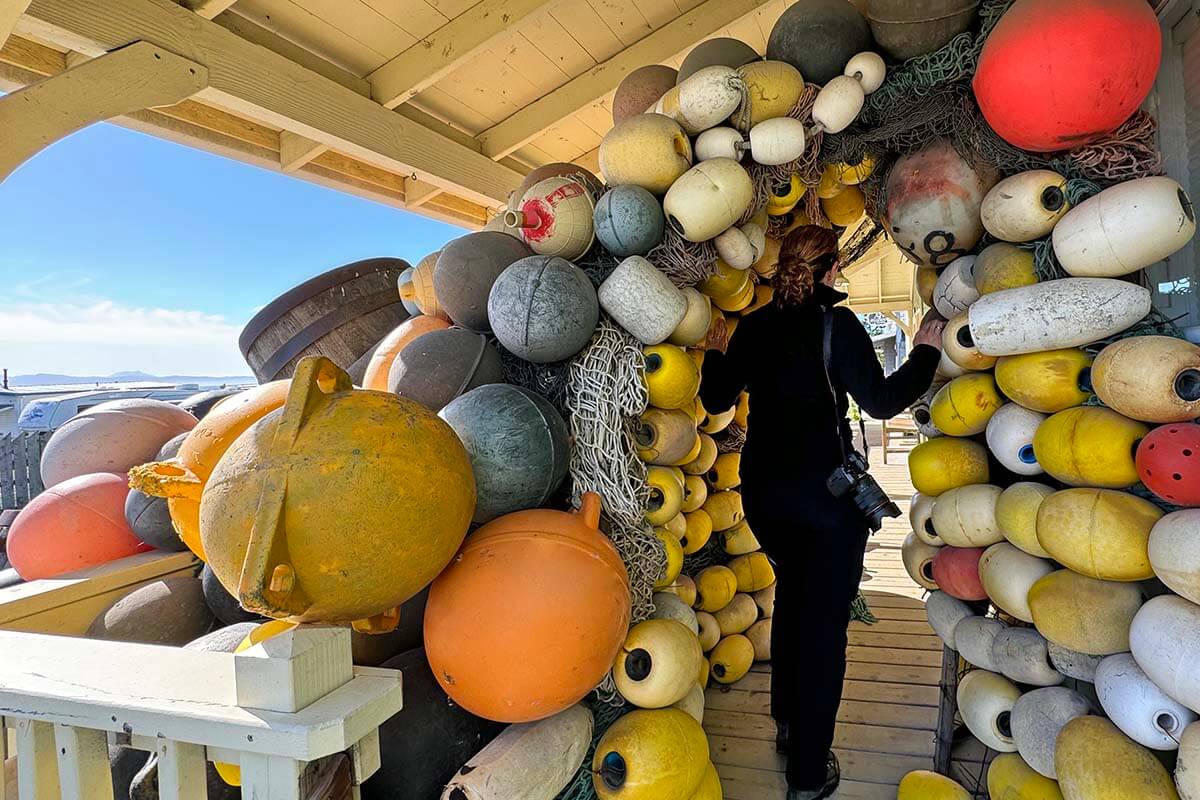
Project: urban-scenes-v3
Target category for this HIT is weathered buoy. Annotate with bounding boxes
[363,316,452,391]
[407,251,450,321]
[812,76,865,134]
[1010,686,1090,780]
[664,575,698,608]
[655,529,684,590]
[599,256,688,345]
[957,669,1020,752]
[897,771,971,800]
[986,404,1046,476]
[507,177,596,261]
[441,704,592,800]
[1139,424,1200,506]
[937,349,968,381]
[714,593,758,636]
[867,0,978,61]
[1034,407,1148,489]
[985,753,1065,800]
[594,185,665,258]
[200,563,262,626]
[766,173,806,216]
[974,0,1161,153]
[124,433,187,552]
[678,38,759,84]
[821,184,866,227]
[943,313,996,371]
[397,267,421,316]
[708,453,740,491]
[736,61,804,129]
[1047,643,1104,684]
[981,170,1070,243]
[683,476,709,515]
[954,616,1007,672]
[1028,570,1143,655]
[703,490,745,532]
[974,242,1038,296]
[991,628,1064,687]
[747,618,771,661]
[1055,716,1180,800]
[600,114,693,195]
[653,591,699,635]
[1096,652,1196,751]
[636,409,699,466]
[713,224,764,270]
[1036,488,1161,581]
[752,582,775,619]
[614,619,703,709]
[933,255,980,318]
[884,141,999,268]
[766,0,872,85]
[843,51,886,93]
[723,520,759,555]
[929,373,1003,436]
[995,482,1054,558]
[910,492,943,546]
[654,66,745,136]
[902,532,941,591]
[388,328,505,413]
[728,551,774,593]
[1094,335,1200,423]
[663,159,753,243]
[488,256,598,363]
[927,590,975,647]
[87,576,215,646]
[969,278,1152,356]
[613,65,678,125]
[644,344,701,410]
[710,634,754,684]
[696,611,720,652]
[908,437,989,497]
[930,483,1003,548]
[747,117,807,166]
[672,683,706,724]
[1180,723,1200,800]
[694,565,739,613]
[592,708,708,800]
[995,348,1093,415]
[1131,594,1200,714]
[931,546,988,601]
[1150,510,1200,604]
[434,232,533,332]
[646,467,684,527]
[668,289,712,349]
[979,543,1054,623]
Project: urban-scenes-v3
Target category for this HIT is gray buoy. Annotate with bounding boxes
[434,232,532,331]
[388,328,505,412]
[487,255,598,363]
[124,433,188,551]
[594,186,666,258]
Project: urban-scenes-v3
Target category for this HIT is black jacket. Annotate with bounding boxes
[700,284,940,486]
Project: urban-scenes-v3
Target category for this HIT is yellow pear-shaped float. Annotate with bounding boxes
[593,708,709,800]
[908,437,990,497]
[613,619,704,709]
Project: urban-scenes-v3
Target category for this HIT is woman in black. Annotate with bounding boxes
[700,225,944,799]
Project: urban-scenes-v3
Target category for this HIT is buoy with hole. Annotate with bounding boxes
[954,616,1007,673]
[902,532,941,591]
[1034,407,1149,489]
[844,51,886,93]
[1096,652,1197,751]
[973,242,1038,295]
[682,475,708,513]
[709,634,754,684]
[930,483,1004,548]
[591,708,709,800]
[908,437,989,497]
[1138,424,1200,507]
[931,546,988,601]
[982,169,1071,243]
[703,490,744,532]
[599,114,693,195]
[1036,488,1162,581]
[1028,570,1143,656]
[663,159,753,243]
[1094,335,1200,423]
[679,510,713,556]
[942,313,996,371]
[643,344,701,410]
[932,255,980,318]
[766,173,805,215]
[613,618,703,709]
[1010,686,1090,780]
[599,256,688,346]
[635,409,698,466]
[708,453,740,491]
[991,627,1064,687]
[696,611,720,652]
[957,670,1020,752]
[654,529,684,591]
[1130,594,1200,714]
[1055,716,1180,800]
[995,348,1093,414]
[979,543,1054,623]
[986,404,1046,476]
[910,492,943,546]
[995,482,1055,559]
[929,373,1004,437]
[645,466,685,527]
[926,590,974,648]
[506,177,596,261]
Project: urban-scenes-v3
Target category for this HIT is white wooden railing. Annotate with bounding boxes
[0,625,402,799]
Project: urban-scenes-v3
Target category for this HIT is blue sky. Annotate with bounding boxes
[0,122,466,376]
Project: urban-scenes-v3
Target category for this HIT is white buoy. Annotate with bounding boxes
[694,127,745,162]
[1096,652,1197,751]
[748,117,806,166]
[902,531,941,591]
[927,590,974,648]
[985,404,1046,476]
[1053,176,1196,278]
[843,51,886,94]
[1010,686,1091,779]
[910,492,943,546]
[978,542,1054,623]
[1149,510,1200,606]
[668,288,713,348]
[981,169,1070,243]
[968,278,1152,356]
[1047,642,1104,683]
[954,616,1007,672]
[933,255,979,318]
[991,628,1064,687]
[811,75,865,134]
[957,670,1021,752]
[1180,722,1200,800]
[654,65,745,135]
[598,256,687,345]
[930,484,1004,548]
[652,591,700,634]
[670,682,706,724]
[663,158,754,243]
[1130,594,1200,714]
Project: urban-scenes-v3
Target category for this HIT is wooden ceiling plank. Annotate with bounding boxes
[519,14,593,79]
[0,0,31,51]
[0,32,64,76]
[23,0,523,205]
[367,0,562,109]
[181,0,240,20]
[477,0,775,160]
[279,129,324,170]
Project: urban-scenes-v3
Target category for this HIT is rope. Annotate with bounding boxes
[647,225,719,288]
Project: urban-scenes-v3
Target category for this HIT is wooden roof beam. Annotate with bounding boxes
[367,0,562,110]
[476,0,775,160]
[179,0,239,20]
[21,0,523,206]
[0,0,32,51]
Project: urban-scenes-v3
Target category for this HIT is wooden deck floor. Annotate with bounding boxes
[705,435,941,799]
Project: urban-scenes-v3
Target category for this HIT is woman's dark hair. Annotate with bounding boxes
[772,225,838,306]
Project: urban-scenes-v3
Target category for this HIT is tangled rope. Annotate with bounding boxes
[648,225,718,288]
[715,424,746,454]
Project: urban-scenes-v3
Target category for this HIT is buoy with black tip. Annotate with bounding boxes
[910,492,943,546]
[986,403,1046,476]
[985,752,1065,800]
[722,520,760,555]
[1010,686,1090,780]
[930,483,1003,548]
[1033,407,1148,489]
[902,532,940,591]
[696,611,720,652]
[957,669,1020,752]
[896,771,970,800]
[982,169,1071,243]
[978,543,1053,623]
[767,173,806,216]
[995,348,1093,414]
[1055,716,1180,800]
[1093,335,1200,423]
[954,616,1006,673]
[1036,488,1162,581]
[974,242,1038,295]
[1096,652,1197,751]
[728,551,775,593]
[942,313,996,371]
[714,593,758,637]
[614,618,704,709]
[991,627,1064,687]
[926,590,974,648]
[707,453,740,490]
[679,510,713,556]
[709,634,754,684]
[1028,570,1143,656]
[592,708,709,800]
[635,409,698,466]
[645,466,685,527]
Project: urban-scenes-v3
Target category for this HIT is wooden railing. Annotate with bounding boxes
[0,625,401,799]
[0,432,50,510]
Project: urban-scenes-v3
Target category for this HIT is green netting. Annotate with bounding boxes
[555,698,632,800]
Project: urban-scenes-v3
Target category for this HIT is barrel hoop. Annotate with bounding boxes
[259,289,402,379]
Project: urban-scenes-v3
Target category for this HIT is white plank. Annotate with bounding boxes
[53,725,112,800]
[15,720,59,800]
[157,740,208,800]
[238,754,302,800]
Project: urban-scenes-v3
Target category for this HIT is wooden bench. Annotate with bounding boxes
[881,414,922,465]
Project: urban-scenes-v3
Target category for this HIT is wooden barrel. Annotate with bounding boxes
[239,258,410,384]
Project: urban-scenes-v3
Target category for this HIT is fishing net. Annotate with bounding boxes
[714,423,746,454]
[648,225,718,288]
[555,697,632,800]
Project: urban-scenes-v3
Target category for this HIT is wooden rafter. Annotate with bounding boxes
[0,0,31,51]
[179,0,238,19]
[21,0,522,206]
[278,130,323,172]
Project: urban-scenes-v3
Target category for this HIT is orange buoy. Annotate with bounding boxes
[424,493,633,722]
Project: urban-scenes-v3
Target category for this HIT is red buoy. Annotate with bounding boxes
[931,546,989,601]
[1137,424,1200,507]
[973,0,1161,153]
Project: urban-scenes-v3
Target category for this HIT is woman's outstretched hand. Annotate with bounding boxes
[913,310,947,350]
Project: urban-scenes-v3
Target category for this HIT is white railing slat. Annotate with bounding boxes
[53,725,112,800]
[157,740,208,800]
[15,720,60,800]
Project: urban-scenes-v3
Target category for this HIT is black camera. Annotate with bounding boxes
[826,451,901,532]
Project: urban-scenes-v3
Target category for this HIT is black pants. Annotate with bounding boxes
[744,480,869,791]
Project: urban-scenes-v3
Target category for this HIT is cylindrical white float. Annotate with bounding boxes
[1130,595,1200,714]
[981,169,1070,243]
[1096,652,1197,751]
[1149,510,1200,606]
[930,484,1004,548]
[957,669,1021,752]
[598,256,687,345]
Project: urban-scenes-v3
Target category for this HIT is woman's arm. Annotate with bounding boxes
[831,308,940,419]
[699,314,755,414]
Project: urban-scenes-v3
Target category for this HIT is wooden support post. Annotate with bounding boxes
[0,1,30,51]
[279,130,325,172]
[0,40,208,183]
[53,724,112,800]
[15,719,59,800]
[234,625,353,713]
[238,754,302,800]
[156,740,207,800]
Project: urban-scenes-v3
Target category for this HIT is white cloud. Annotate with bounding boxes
[0,301,248,376]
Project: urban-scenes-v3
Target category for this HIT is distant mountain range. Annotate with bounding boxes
[8,371,256,387]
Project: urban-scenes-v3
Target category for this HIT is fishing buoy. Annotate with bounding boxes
[647,468,686,528]
[728,551,775,593]
[714,593,758,636]
[664,159,753,243]
[710,634,754,684]
[897,771,970,800]
[434,232,532,332]
[599,114,693,195]
[1096,652,1196,751]
[1036,488,1162,581]
[766,0,872,85]
[613,65,678,124]
[1094,335,1200,423]
[736,61,805,129]
[201,564,262,626]
[916,267,939,307]
[908,437,989,496]
[1138,424,1200,506]
[931,546,988,601]
[926,590,974,647]
[974,243,1038,295]
[388,328,505,413]
[1010,686,1090,780]
[592,708,708,800]
[614,619,703,709]
[747,618,771,661]
[930,483,1003,548]
[488,256,599,364]
[679,510,713,555]
[753,582,775,619]
[683,475,708,514]
[713,224,757,269]
[991,628,1064,687]
[746,117,807,166]
[1150,511,1200,604]
[974,0,1161,152]
[986,754,1065,800]
[594,186,666,259]
[1180,723,1200,800]
[599,256,688,346]
[884,141,999,268]
[655,529,684,590]
[703,490,744,531]
[680,431,717,474]
[636,409,698,466]
[943,313,996,371]
[929,373,1003,436]
[937,349,968,381]
[723,520,760,555]
[678,38,758,84]
[708,453,740,490]
[1130,595,1200,714]
[821,185,866,227]
[867,0,978,61]
[397,267,420,315]
[653,592,700,635]
[669,289,713,349]
[507,177,596,261]
[902,532,941,591]
[362,316,452,391]
[954,616,1007,672]
[87,576,215,646]
[1055,717,1180,800]
[694,565,739,613]
[696,611,720,652]
[910,492,943,546]
[932,256,980,318]
[979,543,1054,623]
[1028,570,1143,655]
[406,251,449,321]
[441,704,592,800]
[654,66,745,136]
[644,344,701,410]
[986,404,1046,476]
[124,434,187,552]
[957,669,1020,752]
[981,170,1070,243]
[671,683,706,724]
[1033,407,1149,489]
[994,348,1093,414]
[968,278,1152,356]
[665,575,698,608]
[812,76,865,134]
[844,51,886,93]
[1047,643,1104,684]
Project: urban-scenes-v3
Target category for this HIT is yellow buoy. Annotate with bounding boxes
[995,482,1055,558]
[699,260,752,304]
[746,618,771,661]
[699,404,736,435]
[709,634,754,684]
[712,278,756,314]
[821,184,865,227]
[696,611,721,652]
[931,483,1004,548]
[974,242,1038,295]
[909,437,990,497]
[654,529,684,590]
[680,510,714,555]
[663,574,697,607]
[722,520,761,555]
[599,114,693,195]
[682,475,708,513]
[741,284,775,316]
[942,313,997,371]
[897,771,970,800]
[694,565,738,613]
[833,154,876,185]
[1055,717,1180,800]
[714,593,758,636]
[614,619,704,709]
[994,349,1093,414]
[681,433,719,475]
[728,552,775,593]
[916,267,939,307]
[766,173,805,216]
[817,164,843,198]
[929,373,1004,436]
[688,761,723,800]
[703,490,744,531]
[708,453,741,490]
[1036,488,1162,581]
[733,391,750,428]
[646,466,685,527]
[643,344,701,410]
[636,409,698,466]
[698,656,710,686]
[1092,335,1200,423]
[674,433,704,468]
[1028,570,1143,655]
[736,61,804,129]
[986,753,1064,800]
[1033,407,1149,488]
[592,708,709,800]
[660,511,687,540]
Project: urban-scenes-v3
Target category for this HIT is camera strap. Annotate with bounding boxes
[821,310,869,461]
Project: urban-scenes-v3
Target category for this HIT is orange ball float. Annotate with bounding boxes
[361,316,452,391]
[7,473,152,579]
[424,493,632,722]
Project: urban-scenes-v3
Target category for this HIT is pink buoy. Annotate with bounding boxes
[931,546,989,601]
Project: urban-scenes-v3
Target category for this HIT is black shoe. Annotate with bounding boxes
[786,752,840,800]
